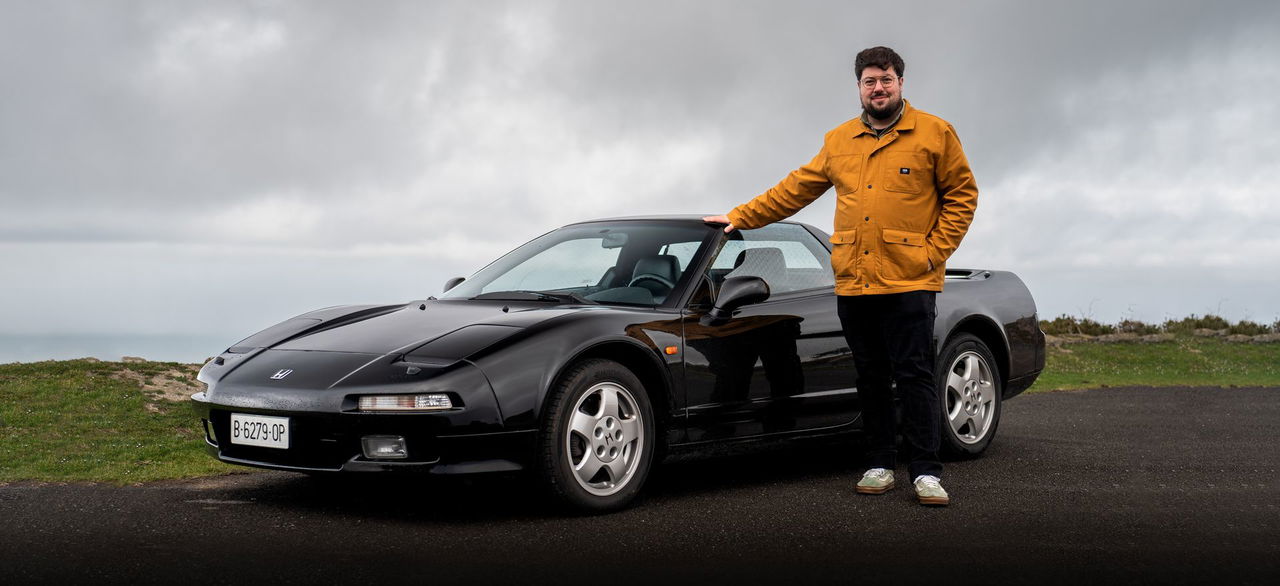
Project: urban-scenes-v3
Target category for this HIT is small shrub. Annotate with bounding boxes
[1042,314,1277,337]
[1116,319,1160,335]
[1227,320,1271,336]
[1040,314,1115,336]
[1076,318,1116,336]
[1039,315,1073,335]
[1162,314,1231,334]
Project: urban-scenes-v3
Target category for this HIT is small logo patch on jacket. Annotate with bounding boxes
[899,167,911,174]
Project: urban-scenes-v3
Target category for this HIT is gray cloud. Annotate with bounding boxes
[1,0,1277,344]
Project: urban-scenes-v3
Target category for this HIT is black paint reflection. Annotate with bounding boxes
[687,315,804,407]
[681,293,859,442]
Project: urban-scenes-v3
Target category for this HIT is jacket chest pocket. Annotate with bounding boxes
[826,154,863,194]
[883,153,930,195]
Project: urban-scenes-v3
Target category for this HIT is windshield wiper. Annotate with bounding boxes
[552,291,597,305]
[471,290,595,304]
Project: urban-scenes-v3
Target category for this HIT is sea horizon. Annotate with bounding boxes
[0,333,239,365]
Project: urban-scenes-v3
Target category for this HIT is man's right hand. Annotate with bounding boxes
[702,215,736,233]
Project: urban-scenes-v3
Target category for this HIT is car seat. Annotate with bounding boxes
[629,254,681,301]
[725,247,787,293]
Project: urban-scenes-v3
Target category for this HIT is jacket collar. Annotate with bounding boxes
[853,99,917,137]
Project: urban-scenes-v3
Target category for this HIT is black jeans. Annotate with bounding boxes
[837,291,942,480]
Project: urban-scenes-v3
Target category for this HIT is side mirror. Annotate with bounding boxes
[443,277,465,292]
[706,276,770,322]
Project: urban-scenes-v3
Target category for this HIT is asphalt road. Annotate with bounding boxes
[3,386,1278,585]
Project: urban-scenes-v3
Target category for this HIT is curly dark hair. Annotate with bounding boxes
[855,46,905,80]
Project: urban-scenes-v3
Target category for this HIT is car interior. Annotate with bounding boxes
[706,246,833,298]
[583,252,685,305]
[460,223,834,308]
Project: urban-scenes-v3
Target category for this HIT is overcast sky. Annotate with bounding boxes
[2,0,1277,358]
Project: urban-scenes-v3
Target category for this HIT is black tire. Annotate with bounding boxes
[935,333,1003,457]
[536,358,655,513]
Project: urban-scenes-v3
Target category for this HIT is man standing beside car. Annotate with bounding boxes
[703,46,977,506]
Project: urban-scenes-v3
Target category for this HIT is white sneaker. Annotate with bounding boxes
[913,475,949,506]
[856,468,895,494]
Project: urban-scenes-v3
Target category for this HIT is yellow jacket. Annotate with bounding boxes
[727,100,978,296]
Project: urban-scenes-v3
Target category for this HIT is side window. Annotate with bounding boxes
[707,224,834,296]
[658,241,701,271]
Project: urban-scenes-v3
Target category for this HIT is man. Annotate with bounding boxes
[703,46,977,506]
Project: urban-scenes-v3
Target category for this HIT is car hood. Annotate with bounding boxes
[270,299,586,355]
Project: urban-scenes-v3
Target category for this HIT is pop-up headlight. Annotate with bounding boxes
[358,394,453,412]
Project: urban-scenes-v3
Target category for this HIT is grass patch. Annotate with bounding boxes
[2,339,1277,483]
[1029,337,1280,391]
[0,359,237,484]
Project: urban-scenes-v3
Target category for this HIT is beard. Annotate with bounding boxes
[862,92,902,121]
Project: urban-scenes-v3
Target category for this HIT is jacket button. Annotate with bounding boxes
[867,184,873,189]
[863,250,869,255]
[864,216,870,221]
[864,284,870,288]
[902,238,908,242]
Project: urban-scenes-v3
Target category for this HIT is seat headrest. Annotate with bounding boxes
[632,254,680,282]
[726,247,787,286]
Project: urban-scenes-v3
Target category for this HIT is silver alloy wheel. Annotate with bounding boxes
[944,350,996,445]
[565,381,645,496]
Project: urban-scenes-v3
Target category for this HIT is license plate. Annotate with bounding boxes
[229,413,290,449]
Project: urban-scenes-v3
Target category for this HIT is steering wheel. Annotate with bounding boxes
[628,274,675,290]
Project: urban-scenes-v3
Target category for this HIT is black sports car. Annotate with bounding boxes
[193,216,1045,511]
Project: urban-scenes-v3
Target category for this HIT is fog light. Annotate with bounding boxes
[361,435,408,459]
[358,394,453,411]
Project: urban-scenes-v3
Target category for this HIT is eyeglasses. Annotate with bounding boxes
[860,76,899,89]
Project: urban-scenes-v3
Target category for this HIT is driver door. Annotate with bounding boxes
[681,223,860,442]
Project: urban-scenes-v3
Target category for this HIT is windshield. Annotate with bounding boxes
[439,222,713,306]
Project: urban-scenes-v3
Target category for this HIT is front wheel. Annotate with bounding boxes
[537,359,655,513]
[936,333,1002,457]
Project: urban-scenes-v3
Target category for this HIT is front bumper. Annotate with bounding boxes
[191,392,536,475]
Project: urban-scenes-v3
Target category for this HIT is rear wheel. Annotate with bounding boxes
[936,333,1002,456]
[537,359,654,513]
